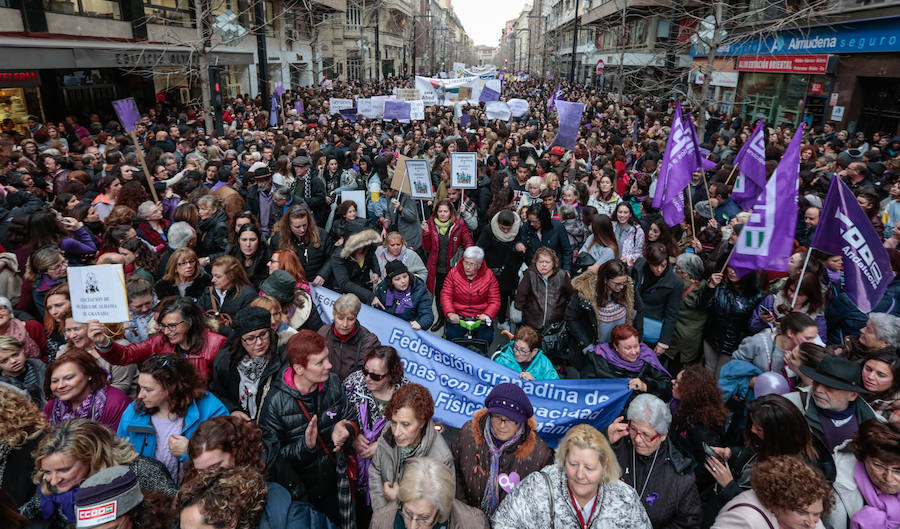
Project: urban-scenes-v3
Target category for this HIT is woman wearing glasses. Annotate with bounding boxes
[88,297,226,382]
[209,307,284,422]
[116,355,228,483]
[25,245,70,318]
[583,324,672,403]
[606,394,702,529]
[370,457,489,529]
[343,346,409,524]
[154,247,211,301]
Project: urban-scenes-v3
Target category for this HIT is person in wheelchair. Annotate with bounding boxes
[492,326,560,381]
[441,246,500,345]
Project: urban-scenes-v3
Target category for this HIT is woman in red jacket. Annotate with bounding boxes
[421,199,474,332]
[441,246,500,343]
[86,297,225,381]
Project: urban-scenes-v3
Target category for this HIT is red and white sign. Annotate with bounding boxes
[736,55,830,74]
[77,501,117,527]
[809,81,824,94]
[596,59,605,74]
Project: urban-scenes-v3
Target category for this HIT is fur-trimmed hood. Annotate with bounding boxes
[469,408,539,460]
[340,228,383,258]
[571,268,635,327]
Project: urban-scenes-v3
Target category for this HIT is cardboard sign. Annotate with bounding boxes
[397,88,420,101]
[458,86,472,99]
[68,264,129,323]
[390,154,413,195]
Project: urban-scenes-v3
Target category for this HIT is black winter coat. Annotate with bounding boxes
[258,371,357,503]
[209,345,284,418]
[699,284,765,355]
[514,266,573,331]
[198,284,259,322]
[154,272,211,303]
[612,437,701,529]
[476,223,522,294]
[329,250,379,303]
[632,258,684,347]
[197,209,229,259]
[518,219,573,271]
[227,243,270,287]
[582,348,672,402]
[269,229,333,281]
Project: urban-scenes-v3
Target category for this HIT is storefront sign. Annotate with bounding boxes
[830,93,839,106]
[0,70,40,87]
[693,16,900,56]
[809,81,824,94]
[737,55,830,74]
[114,51,192,67]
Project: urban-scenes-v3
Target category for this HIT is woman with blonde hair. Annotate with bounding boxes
[197,255,257,322]
[0,385,47,506]
[21,418,176,527]
[250,295,296,346]
[492,424,651,529]
[154,247,211,300]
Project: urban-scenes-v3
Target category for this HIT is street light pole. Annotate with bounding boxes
[570,0,579,82]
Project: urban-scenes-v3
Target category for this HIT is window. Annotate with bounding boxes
[346,4,361,29]
[347,57,362,80]
[210,0,251,28]
[143,0,194,27]
[43,0,121,19]
[634,19,647,46]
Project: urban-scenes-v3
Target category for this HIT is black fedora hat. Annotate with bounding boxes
[799,355,871,394]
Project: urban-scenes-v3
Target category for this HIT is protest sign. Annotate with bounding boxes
[312,287,631,447]
[450,152,478,189]
[507,98,529,117]
[328,98,354,115]
[341,190,366,219]
[406,159,433,199]
[390,154,413,195]
[397,88,420,101]
[384,100,411,121]
[486,101,511,121]
[112,98,140,132]
[409,100,425,121]
[68,265,130,323]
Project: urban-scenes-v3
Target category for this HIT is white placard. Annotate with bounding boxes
[409,100,425,121]
[507,98,529,117]
[450,152,478,189]
[486,101,511,121]
[68,265,130,323]
[406,159,433,199]
[829,92,838,106]
[329,98,354,115]
[341,190,367,219]
[830,105,845,121]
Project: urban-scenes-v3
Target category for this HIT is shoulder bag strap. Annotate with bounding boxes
[726,503,775,529]
[539,471,555,529]
[208,286,219,314]
[295,398,335,462]
[682,280,699,300]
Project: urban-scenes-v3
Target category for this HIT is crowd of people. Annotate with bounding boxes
[1,75,899,529]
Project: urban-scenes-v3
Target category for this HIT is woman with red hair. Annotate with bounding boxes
[582,324,672,402]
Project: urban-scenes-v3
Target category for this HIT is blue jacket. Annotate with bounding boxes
[258,482,337,529]
[117,392,228,462]
[493,342,560,380]
[713,197,741,227]
[518,219,573,271]
[873,278,900,317]
[718,359,762,403]
[374,275,435,329]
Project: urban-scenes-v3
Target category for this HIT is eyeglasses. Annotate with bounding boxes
[362,368,387,381]
[399,506,437,528]
[628,422,662,442]
[868,459,900,479]
[607,279,628,288]
[159,320,185,332]
[177,260,197,267]
[512,344,531,356]
[490,413,517,426]
[49,260,68,272]
[241,330,268,345]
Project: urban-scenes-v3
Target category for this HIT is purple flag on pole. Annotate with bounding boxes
[383,100,410,121]
[811,176,895,312]
[112,98,140,132]
[547,85,562,113]
[275,81,284,97]
[479,86,500,102]
[269,94,279,127]
[685,115,718,172]
[729,123,805,278]
[460,113,472,129]
[731,119,767,209]
[651,102,695,226]
[554,100,584,150]
[294,100,304,115]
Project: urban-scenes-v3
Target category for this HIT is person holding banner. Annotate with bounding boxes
[421,199,474,332]
[584,324,672,402]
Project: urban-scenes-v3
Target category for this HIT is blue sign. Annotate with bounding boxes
[312,287,632,447]
[692,16,900,56]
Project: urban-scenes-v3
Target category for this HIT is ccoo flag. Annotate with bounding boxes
[731,119,767,209]
[811,177,895,312]
[729,123,805,278]
[652,102,695,226]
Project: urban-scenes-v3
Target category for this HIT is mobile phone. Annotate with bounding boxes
[703,442,726,464]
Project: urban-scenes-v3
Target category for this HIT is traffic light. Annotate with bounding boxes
[208,67,223,108]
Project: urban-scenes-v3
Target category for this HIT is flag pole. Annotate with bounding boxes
[724,165,738,187]
[719,237,740,275]
[686,188,696,237]
[702,171,712,205]
[791,249,814,308]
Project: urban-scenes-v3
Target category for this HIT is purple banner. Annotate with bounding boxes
[730,123,804,278]
[338,107,358,122]
[652,102,694,226]
[275,81,284,97]
[383,100,411,121]
[479,86,500,102]
[460,113,472,129]
[269,94,279,127]
[295,100,304,115]
[112,98,140,132]
[553,100,584,151]
[547,85,562,113]
[731,119,767,210]
[811,176,895,312]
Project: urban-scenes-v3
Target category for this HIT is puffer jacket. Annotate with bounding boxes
[269,228,333,282]
[611,437,701,529]
[258,482,337,529]
[370,500,489,529]
[317,323,381,380]
[96,328,227,381]
[368,419,454,510]
[514,265,574,331]
[197,209,229,260]
[421,217,474,292]
[258,370,358,503]
[700,283,766,355]
[493,342,560,380]
[450,409,555,513]
[491,463,652,529]
[631,258,684,347]
[665,278,707,365]
[441,259,501,320]
[374,275,434,329]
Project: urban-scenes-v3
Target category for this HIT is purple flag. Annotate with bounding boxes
[729,123,805,278]
[547,84,562,113]
[275,81,284,97]
[294,100,304,115]
[479,86,500,103]
[811,176,895,312]
[731,119,767,209]
[632,117,639,143]
[112,98,140,132]
[553,100,584,150]
[383,100,410,121]
[269,94,279,127]
[460,113,472,129]
[652,102,695,226]
[338,107,358,122]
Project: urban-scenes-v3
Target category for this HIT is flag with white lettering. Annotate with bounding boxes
[652,102,695,226]
[686,116,718,172]
[729,123,804,278]
[731,119,767,209]
[811,177,895,312]
[547,84,562,113]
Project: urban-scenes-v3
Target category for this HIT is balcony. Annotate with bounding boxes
[581,0,670,25]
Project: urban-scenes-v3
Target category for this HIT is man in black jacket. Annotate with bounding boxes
[243,166,277,238]
[290,153,328,226]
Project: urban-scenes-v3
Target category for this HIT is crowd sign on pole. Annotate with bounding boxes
[329,98,354,115]
[312,286,631,447]
[450,152,478,189]
[68,265,130,323]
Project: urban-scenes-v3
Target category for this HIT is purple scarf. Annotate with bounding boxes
[357,399,388,505]
[594,342,671,378]
[851,461,900,529]
[49,385,108,425]
[385,286,414,314]
[40,488,78,522]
